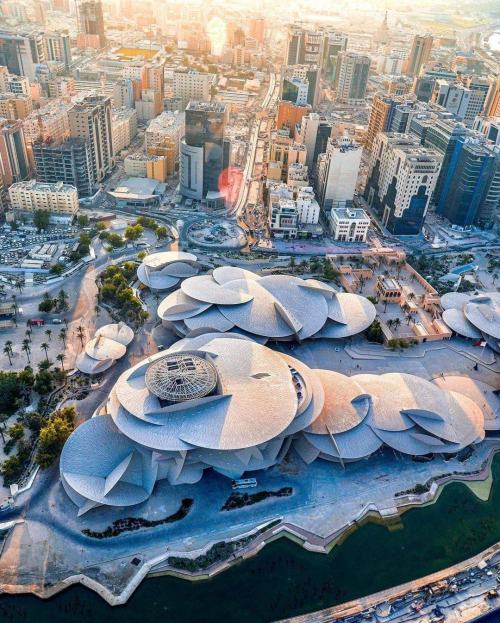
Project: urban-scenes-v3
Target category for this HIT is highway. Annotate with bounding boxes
[229,71,279,219]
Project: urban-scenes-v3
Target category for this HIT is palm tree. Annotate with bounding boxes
[63,317,68,328]
[94,305,100,317]
[76,325,85,348]
[11,294,17,313]
[387,319,394,330]
[21,341,31,363]
[393,318,401,333]
[56,353,66,371]
[25,329,32,343]
[58,289,69,312]
[40,342,49,362]
[15,280,23,294]
[3,345,13,366]
[45,329,52,341]
[58,328,67,348]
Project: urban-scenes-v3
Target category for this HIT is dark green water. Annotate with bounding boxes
[1,455,499,623]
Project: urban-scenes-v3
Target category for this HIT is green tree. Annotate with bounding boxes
[38,298,55,313]
[36,406,76,468]
[58,328,67,348]
[156,225,168,239]
[21,341,31,364]
[50,263,64,276]
[76,325,85,348]
[34,369,53,395]
[33,209,50,231]
[40,342,50,362]
[77,214,89,227]
[124,224,144,241]
[45,329,52,341]
[56,353,66,371]
[107,233,125,248]
[96,221,107,231]
[8,422,24,441]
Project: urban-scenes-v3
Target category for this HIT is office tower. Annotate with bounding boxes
[296,113,332,170]
[249,18,265,45]
[389,103,415,133]
[286,26,303,65]
[364,133,442,235]
[282,76,309,106]
[335,52,371,105]
[43,31,72,68]
[405,35,433,77]
[433,80,489,128]
[473,117,500,147]
[322,31,347,82]
[383,76,413,97]
[0,94,32,120]
[0,32,39,80]
[316,135,362,210]
[68,95,113,182]
[433,136,500,229]
[173,71,216,109]
[113,79,134,109]
[180,102,229,201]
[0,119,29,185]
[366,94,394,151]
[413,75,436,102]
[77,0,106,48]
[276,100,311,133]
[33,137,95,197]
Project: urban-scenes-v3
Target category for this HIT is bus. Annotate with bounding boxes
[231,478,257,490]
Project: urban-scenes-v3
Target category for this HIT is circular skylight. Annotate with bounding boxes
[145,353,218,402]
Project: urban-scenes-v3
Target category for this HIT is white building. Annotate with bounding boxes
[173,71,216,107]
[376,53,404,75]
[145,110,185,151]
[296,187,320,224]
[287,162,309,190]
[433,80,489,128]
[316,135,362,210]
[9,180,78,218]
[0,66,30,95]
[364,133,443,235]
[112,107,137,156]
[330,206,370,242]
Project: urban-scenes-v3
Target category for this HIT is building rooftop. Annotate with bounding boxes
[9,180,77,194]
[185,101,227,113]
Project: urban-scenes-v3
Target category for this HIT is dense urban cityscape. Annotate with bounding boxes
[0,0,497,621]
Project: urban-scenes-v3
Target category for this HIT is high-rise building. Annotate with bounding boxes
[43,31,72,68]
[296,113,332,170]
[180,102,229,201]
[0,32,39,80]
[0,94,32,120]
[335,52,371,105]
[405,35,433,77]
[366,94,394,151]
[33,137,95,197]
[111,107,137,156]
[286,26,303,65]
[249,18,265,45]
[281,76,309,106]
[145,111,184,176]
[433,79,489,128]
[485,76,500,118]
[77,0,106,48]
[0,118,29,185]
[322,32,348,81]
[364,132,442,235]
[68,94,113,182]
[433,136,500,229]
[316,135,362,210]
[173,71,216,109]
[113,78,134,109]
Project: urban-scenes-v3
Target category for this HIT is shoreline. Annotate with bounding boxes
[0,444,498,613]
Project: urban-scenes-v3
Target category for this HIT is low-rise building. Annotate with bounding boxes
[9,180,78,219]
[330,206,370,242]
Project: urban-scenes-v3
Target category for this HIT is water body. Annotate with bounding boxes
[0,454,499,623]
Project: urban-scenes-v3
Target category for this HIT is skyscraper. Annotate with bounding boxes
[33,138,96,197]
[0,32,39,80]
[434,136,500,229]
[322,31,348,82]
[180,102,229,201]
[405,35,433,77]
[77,0,106,48]
[68,94,113,182]
[364,133,442,235]
[316,135,362,210]
[335,53,371,104]
[0,119,29,185]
